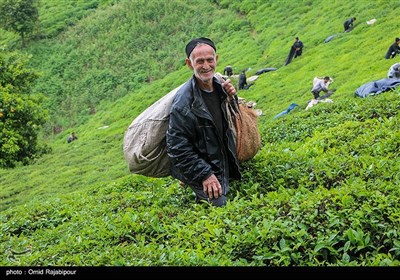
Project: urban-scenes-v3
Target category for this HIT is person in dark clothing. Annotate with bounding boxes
[166,37,241,207]
[285,37,303,66]
[238,70,247,90]
[293,37,304,58]
[385,38,400,59]
[344,17,356,32]
[223,65,233,76]
[67,132,78,143]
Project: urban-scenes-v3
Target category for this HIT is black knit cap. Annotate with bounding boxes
[185,37,216,58]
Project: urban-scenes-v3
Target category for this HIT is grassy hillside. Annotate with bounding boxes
[1,0,400,266]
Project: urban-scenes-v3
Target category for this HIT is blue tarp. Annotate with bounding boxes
[355,77,400,98]
[273,103,299,119]
[324,35,337,43]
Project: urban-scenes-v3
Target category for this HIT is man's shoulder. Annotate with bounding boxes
[172,79,194,104]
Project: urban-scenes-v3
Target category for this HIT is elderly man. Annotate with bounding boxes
[166,37,241,206]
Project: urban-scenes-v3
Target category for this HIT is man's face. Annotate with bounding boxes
[186,44,218,84]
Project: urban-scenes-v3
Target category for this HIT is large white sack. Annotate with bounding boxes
[123,84,184,177]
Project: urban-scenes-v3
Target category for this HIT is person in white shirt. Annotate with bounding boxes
[387,63,400,79]
[311,76,331,99]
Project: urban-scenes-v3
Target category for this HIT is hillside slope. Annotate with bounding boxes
[1,0,400,266]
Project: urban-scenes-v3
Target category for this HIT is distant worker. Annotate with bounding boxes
[284,37,304,66]
[385,38,400,59]
[311,76,332,99]
[387,62,400,79]
[293,37,304,58]
[238,70,247,90]
[67,132,78,143]
[223,65,233,76]
[344,17,356,32]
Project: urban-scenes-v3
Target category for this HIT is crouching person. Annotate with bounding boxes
[387,62,400,78]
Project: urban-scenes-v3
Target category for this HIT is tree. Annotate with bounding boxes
[0,0,39,48]
[0,48,49,168]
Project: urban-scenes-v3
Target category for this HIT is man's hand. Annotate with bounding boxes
[202,174,222,199]
[222,79,237,97]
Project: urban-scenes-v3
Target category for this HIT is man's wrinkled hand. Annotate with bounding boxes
[202,174,222,199]
[222,79,237,97]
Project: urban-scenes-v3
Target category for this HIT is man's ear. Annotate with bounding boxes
[185,58,193,69]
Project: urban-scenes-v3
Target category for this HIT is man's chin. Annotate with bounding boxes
[198,72,214,82]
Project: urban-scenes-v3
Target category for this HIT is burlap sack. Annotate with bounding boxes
[234,103,262,162]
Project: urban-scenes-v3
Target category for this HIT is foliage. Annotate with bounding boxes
[1,175,400,266]
[25,0,227,134]
[0,49,49,168]
[1,0,400,267]
[37,0,112,39]
[0,0,39,47]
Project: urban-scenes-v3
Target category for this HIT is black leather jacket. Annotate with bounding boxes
[166,75,241,189]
